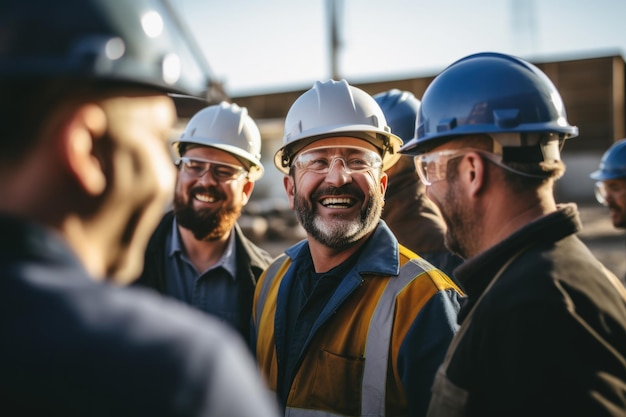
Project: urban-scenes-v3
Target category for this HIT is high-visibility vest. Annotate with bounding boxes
[253,250,458,416]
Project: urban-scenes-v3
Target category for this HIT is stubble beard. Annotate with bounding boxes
[441,183,475,259]
[609,204,626,229]
[294,184,384,251]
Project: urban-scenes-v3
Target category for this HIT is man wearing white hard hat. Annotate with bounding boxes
[136,101,273,344]
[252,79,463,417]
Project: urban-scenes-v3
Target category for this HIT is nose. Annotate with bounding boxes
[325,157,351,186]
[196,166,219,185]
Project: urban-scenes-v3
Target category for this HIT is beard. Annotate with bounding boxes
[608,203,626,229]
[293,182,384,251]
[440,183,476,259]
[173,185,241,241]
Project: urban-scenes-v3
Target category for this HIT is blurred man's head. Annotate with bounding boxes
[0,0,214,284]
[591,139,626,228]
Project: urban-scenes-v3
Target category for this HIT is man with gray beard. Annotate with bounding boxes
[135,102,273,344]
[251,80,464,417]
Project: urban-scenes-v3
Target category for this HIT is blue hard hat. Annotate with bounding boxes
[373,89,420,142]
[590,139,626,180]
[0,0,213,99]
[399,52,578,155]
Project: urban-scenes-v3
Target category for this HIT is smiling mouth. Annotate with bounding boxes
[194,192,219,203]
[320,197,355,208]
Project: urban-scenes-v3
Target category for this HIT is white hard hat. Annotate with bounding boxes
[274,79,403,174]
[173,101,264,181]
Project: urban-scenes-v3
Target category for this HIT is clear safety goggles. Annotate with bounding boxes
[595,182,608,206]
[176,157,247,182]
[292,146,383,174]
[594,180,626,206]
[414,148,503,186]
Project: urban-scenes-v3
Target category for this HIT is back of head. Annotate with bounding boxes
[373,89,421,177]
[174,102,265,181]
[0,0,214,161]
[0,0,217,281]
[0,0,211,96]
[590,139,626,181]
[274,79,403,174]
[399,52,578,180]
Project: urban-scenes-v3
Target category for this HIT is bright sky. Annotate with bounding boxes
[174,0,626,97]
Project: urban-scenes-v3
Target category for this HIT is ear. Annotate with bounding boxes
[379,171,388,196]
[463,152,488,197]
[240,180,255,206]
[58,103,108,196]
[283,175,295,210]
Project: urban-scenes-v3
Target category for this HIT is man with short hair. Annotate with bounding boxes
[253,79,463,417]
[400,52,626,417]
[135,101,272,341]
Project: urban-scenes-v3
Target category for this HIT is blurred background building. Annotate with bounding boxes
[169,0,626,278]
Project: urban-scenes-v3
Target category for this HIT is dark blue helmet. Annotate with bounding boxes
[373,89,420,142]
[0,0,214,98]
[590,139,626,181]
[400,52,578,156]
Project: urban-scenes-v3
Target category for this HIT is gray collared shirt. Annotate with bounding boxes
[164,219,241,330]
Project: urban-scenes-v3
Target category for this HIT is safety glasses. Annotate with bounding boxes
[414,149,481,185]
[292,146,383,175]
[176,157,247,182]
[594,180,626,206]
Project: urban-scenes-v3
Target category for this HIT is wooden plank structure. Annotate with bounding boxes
[228,53,625,202]
[233,54,625,152]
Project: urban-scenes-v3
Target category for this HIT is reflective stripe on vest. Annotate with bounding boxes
[258,256,433,417]
[254,253,287,326]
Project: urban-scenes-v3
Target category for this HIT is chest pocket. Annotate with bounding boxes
[309,349,365,416]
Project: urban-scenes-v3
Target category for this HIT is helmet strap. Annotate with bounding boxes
[491,133,561,163]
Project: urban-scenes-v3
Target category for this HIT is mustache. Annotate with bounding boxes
[311,184,365,201]
[190,185,225,200]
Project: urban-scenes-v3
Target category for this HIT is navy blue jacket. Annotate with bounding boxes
[0,216,279,417]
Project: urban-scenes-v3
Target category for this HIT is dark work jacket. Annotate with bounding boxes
[432,203,626,417]
[0,215,280,417]
[134,211,273,344]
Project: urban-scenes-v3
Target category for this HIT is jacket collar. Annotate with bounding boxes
[455,203,582,297]
[285,220,401,277]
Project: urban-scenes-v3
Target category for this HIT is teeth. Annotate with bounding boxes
[321,197,353,207]
[195,193,217,203]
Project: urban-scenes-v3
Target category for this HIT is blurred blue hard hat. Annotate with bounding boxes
[373,89,420,142]
[399,52,578,157]
[0,0,214,99]
[590,139,626,181]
